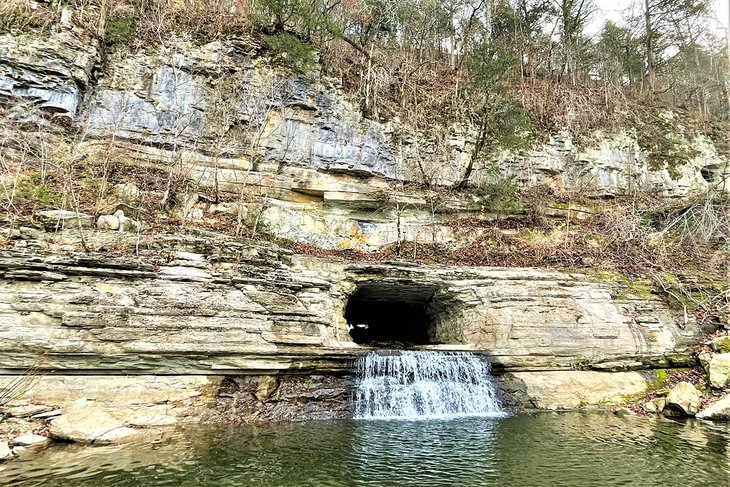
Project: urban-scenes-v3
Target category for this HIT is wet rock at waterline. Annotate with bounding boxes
[697,395,730,421]
[10,434,50,448]
[506,371,650,410]
[664,382,702,417]
[48,406,156,444]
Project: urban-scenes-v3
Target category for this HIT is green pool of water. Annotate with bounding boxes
[3,413,730,486]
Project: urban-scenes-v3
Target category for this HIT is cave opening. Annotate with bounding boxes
[345,281,438,345]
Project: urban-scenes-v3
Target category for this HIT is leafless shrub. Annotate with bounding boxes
[0,355,48,408]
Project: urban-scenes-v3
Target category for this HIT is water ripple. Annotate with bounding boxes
[2,413,730,486]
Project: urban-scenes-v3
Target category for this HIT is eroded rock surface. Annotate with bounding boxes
[0,240,701,375]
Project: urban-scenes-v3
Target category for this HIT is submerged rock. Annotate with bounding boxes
[696,395,730,421]
[664,382,702,417]
[709,353,730,389]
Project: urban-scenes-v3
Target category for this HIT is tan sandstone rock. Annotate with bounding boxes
[664,382,702,417]
[509,371,649,409]
[0,441,14,461]
[709,353,730,389]
[49,406,129,444]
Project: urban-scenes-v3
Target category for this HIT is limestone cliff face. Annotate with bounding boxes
[1,31,727,254]
[0,231,701,375]
[0,27,723,416]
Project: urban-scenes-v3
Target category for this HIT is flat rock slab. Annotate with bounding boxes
[11,434,50,447]
[4,404,53,418]
[32,409,63,419]
[49,407,126,444]
[509,370,649,409]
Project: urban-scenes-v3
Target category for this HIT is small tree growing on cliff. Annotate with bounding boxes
[455,42,534,190]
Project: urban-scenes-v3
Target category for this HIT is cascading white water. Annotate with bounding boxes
[354,350,505,420]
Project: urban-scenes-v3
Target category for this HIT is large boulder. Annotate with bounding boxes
[664,381,702,417]
[696,395,730,421]
[49,406,141,444]
[709,353,730,389]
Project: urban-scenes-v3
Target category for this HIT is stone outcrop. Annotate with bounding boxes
[697,395,730,421]
[49,406,153,444]
[664,382,702,417]
[0,31,98,120]
[0,226,708,417]
[1,29,727,253]
[506,371,650,409]
[711,336,730,354]
[0,236,702,375]
[0,22,726,423]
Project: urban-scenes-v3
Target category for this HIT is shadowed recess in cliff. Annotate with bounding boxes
[345,281,438,345]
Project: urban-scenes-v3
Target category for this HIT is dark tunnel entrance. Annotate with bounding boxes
[345,281,438,345]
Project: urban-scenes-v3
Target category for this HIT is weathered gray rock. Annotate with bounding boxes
[643,398,666,414]
[0,32,99,120]
[31,409,63,419]
[709,353,730,389]
[114,210,141,233]
[35,210,93,230]
[697,395,730,421]
[698,350,713,373]
[664,382,702,417]
[0,244,704,376]
[10,434,50,447]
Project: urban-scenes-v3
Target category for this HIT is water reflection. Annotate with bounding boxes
[2,413,730,486]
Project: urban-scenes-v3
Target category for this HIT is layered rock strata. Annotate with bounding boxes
[0,229,705,419]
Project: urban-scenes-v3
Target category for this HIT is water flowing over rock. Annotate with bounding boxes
[354,351,504,420]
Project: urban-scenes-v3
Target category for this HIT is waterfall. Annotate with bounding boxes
[354,350,505,420]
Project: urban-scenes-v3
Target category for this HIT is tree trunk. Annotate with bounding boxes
[644,0,657,92]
